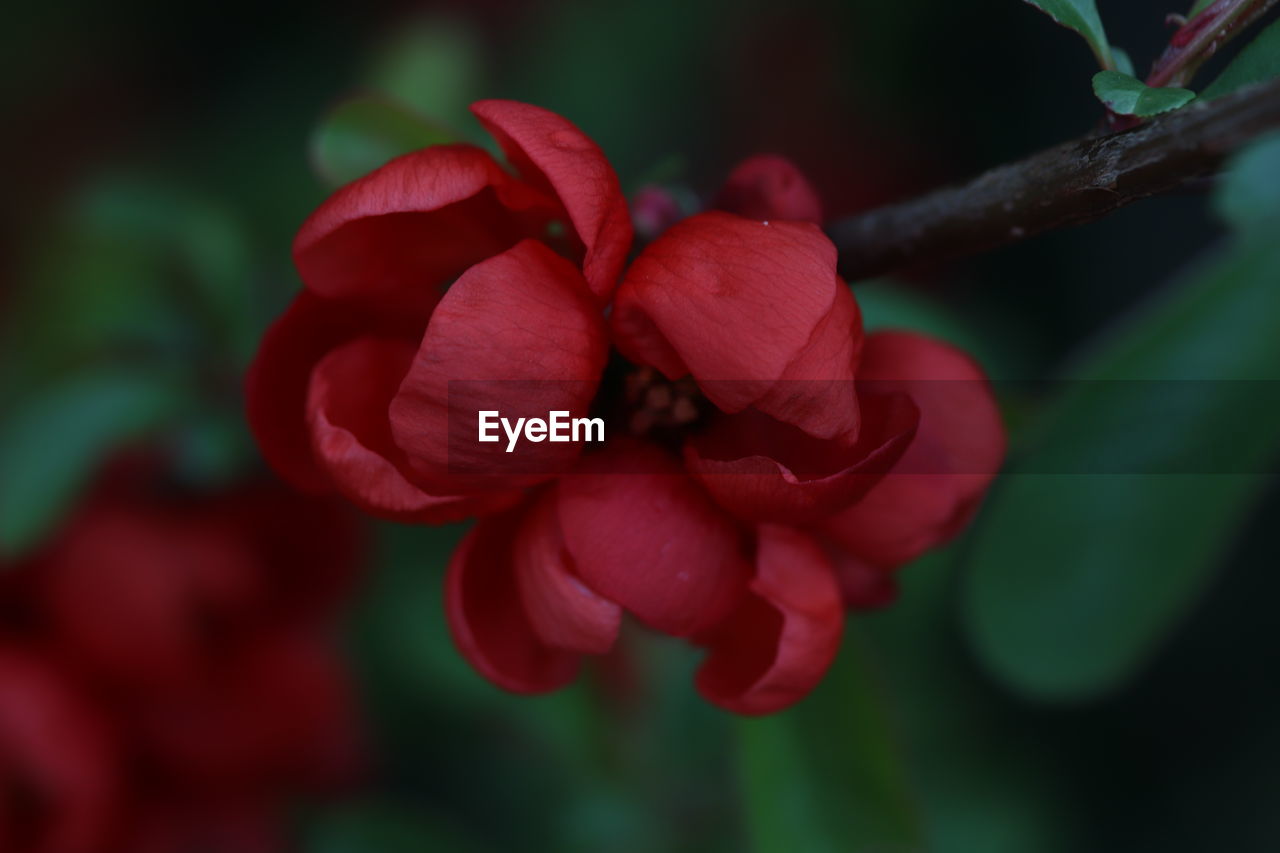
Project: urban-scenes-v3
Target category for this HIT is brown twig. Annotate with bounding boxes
[827,77,1280,281]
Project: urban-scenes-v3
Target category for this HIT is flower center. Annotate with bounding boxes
[623,367,704,434]
[592,359,713,447]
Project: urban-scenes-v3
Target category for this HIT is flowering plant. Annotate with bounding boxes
[248,101,1004,714]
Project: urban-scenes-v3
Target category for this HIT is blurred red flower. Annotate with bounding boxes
[247,101,1005,715]
[0,463,365,852]
[0,649,117,853]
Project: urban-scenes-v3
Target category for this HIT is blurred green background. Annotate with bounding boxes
[4,0,1280,850]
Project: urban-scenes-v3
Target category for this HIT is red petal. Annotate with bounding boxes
[514,489,621,655]
[556,440,750,637]
[824,331,1006,568]
[0,650,117,853]
[245,290,423,494]
[307,335,519,523]
[294,144,553,308]
[611,212,861,440]
[714,154,823,224]
[472,100,633,302]
[446,509,580,693]
[685,389,918,524]
[388,240,608,494]
[696,525,844,715]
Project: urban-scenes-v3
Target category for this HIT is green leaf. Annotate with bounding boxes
[0,370,187,557]
[365,17,485,129]
[2,177,251,391]
[961,138,1280,700]
[864,553,1077,853]
[1091,70,1196,116]
[1214,130,1280,232]
[736,630,926,853]
[738,555,1075,852]
[1202,18,1280,100]
[310,96,456,187]
[1188,0,1217,15]
[1021,0,1114,69]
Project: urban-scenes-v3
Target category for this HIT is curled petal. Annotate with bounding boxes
[245,290,423,494]
[245,292,359,493]
[696,526,844,715]
[824,331,1006,568]
[307,336,519,523]
[685,390,918,524]
[0,650,117,853]
[446,509,580,693]
[294,144,554,307]
[714,154,823,224]
[557,440,750,638]
[515,489,621,655]
[611,212,860,440]
[389,240,608,494]
[472,100,633,302]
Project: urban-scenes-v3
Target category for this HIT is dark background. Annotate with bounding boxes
[4,1,1279,850]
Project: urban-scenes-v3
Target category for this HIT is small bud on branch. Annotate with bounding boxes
[1147,0,1277,88]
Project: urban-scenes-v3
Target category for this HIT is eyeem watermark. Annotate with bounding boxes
[478,410,605,452]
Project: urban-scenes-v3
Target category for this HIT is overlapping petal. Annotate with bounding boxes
[472,100,633,302]
[245,286,433,495]
[824,331,1006,568]
[389,240,608,493]
[685,389,918,524]
[696,525,844,714]
[713,154,823,224]
[514,489,621,655]
[445,508,580,693]
[294,144,554,307]
[556,440,750,638]
[306,336,518,522]
[611,212,861,440]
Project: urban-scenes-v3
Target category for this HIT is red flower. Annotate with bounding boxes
[38,473,360,694]
[248,102,1005,714]
[0,650,117,853]
[0,464,365,851]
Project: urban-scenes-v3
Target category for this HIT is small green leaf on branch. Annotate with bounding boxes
[1092,71,1196,116]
